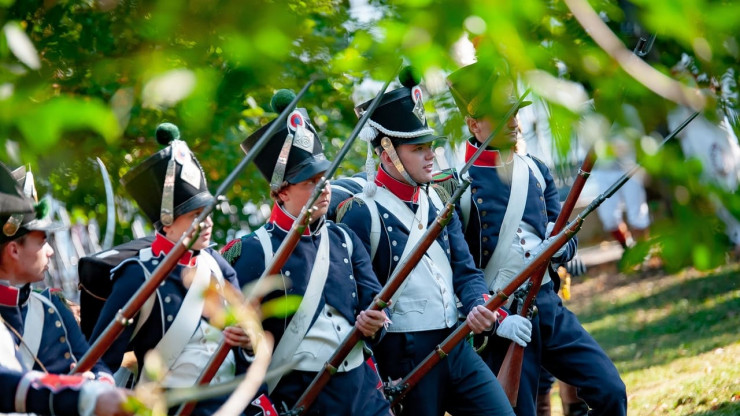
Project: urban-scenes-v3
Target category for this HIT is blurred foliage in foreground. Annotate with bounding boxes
[0,0,738,271]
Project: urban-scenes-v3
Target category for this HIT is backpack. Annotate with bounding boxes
[77,236,154,339]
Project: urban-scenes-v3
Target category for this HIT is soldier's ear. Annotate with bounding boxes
[277,187,291,204]
[3,240,21,261]
[465,116,480,135]
[378,149,391,167]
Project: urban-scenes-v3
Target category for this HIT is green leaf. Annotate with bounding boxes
[261,294,303,319]
[15,97,121,152]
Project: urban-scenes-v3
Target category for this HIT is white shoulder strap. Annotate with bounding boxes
[130,249,157,340]
[524,155,546,190]
[199,250,224,285]
[460,181,472,230]
[354,193,381,260]
[19,293,55,369]
[152,255,212,373]
[255,227,274,266]
[266,223,332,393]
[0,322,22,371]
[484,154,530,289]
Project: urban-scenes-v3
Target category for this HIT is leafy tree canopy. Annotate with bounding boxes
[0,0,738,270]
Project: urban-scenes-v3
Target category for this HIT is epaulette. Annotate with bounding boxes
[336,196,365,223]
[432,168,457,183]
[431,183,452,205]
[221,238,242,265]
[432,168,459,204]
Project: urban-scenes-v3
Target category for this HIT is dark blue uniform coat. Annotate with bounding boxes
[224,204,392,416]
[337,167,514,416]
[90,233,246,416]
[0,367,101,415]
[0,284,111,379]
[458,139,627,416]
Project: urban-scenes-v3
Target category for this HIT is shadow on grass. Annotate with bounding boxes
[688,400,740,416]
[579,267,738,324]
[574,267,740,372]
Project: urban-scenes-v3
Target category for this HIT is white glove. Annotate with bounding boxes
[544,222,567,259]
[496,315,532,347]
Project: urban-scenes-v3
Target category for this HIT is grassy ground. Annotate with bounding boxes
[548,262,740,415]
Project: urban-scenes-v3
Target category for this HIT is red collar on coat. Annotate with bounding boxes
[464,139,508,168]
[0,282,32,307]
[0,282,21,307]
[151,233,197,267]
[375,166,421,203]
[268,203,313,236]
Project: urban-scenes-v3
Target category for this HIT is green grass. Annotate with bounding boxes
[550,264,740,415]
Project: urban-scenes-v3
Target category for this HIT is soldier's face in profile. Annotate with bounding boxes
[164,208,213,250]
[467,113,519,149]
[7,230,53,284]
[278,172,331,222]
[392,143,435,184]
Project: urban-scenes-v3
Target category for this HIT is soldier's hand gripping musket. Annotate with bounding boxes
[175,67,400,416]
[495,147,597,405]
[386,108,700,408]
[72,79,316,375]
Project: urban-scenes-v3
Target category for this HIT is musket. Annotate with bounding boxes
[174,66,401,416]
[495,32,661,404]
[495,147,596,404]
[71,79,316,375]
[387,110,700,408]
[284,89,532,416]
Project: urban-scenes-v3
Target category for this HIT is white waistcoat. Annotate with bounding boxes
[371,187,457,332]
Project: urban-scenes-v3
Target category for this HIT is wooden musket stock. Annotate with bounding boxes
[496,148,596,405]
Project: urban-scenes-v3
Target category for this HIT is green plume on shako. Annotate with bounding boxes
[271,89,297,114]
[156,122,181,146]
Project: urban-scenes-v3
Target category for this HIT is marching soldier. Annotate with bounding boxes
[335,72,521,416]
[0,163,113,381]
[89,124,251,415]
[0,161,130,416]
[446,62,627,415]
[222,93,393,415]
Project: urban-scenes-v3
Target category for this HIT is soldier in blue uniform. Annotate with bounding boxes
[222,93,392,416]
[335,73,524,416]
[446,62,627,416]
[0,162,130,416]
[89,124,251,415]
[0,163,113,382]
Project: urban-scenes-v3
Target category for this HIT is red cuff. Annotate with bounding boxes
[496,307,510,324]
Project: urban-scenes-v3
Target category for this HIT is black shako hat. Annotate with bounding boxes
[355,66,443,148]
[0,163,63,243]
[241,89,330,191]
[120,123,213,227]
[446,62,531,119]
